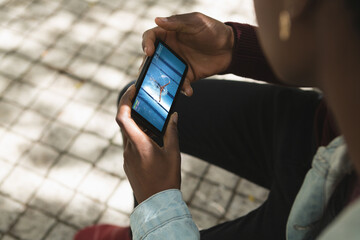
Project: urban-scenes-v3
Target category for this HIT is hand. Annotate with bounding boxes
[142,12,234,96]
[116,85,181,203]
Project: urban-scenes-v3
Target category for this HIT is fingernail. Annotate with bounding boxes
[180,90,188,96]
[144,47,148,54]
[173,112,178,124]
[158,17,168,22]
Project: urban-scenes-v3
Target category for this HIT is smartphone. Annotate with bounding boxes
[131,39,188,147]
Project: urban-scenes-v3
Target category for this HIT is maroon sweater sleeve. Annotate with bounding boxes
[222,22,281,84]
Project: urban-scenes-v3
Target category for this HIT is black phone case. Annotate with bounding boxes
[131,39,188,147]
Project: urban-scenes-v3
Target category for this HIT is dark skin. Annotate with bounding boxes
[116,88,180,203]
[116,13,235,203]
[117,0,360,203]
[142,13,234,97]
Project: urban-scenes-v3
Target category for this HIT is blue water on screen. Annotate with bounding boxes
[132,43,186,131]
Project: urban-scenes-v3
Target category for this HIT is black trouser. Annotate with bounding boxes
[173,80,321,240]
[119,79,321,240]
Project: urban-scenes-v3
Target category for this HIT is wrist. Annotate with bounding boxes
[225,24,235,70]
[226,24,235,52]
[135,184,181,204]
[218,23,235,73]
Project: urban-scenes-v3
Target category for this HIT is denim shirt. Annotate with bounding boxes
[130,190,200,239]
[130,136,360,240]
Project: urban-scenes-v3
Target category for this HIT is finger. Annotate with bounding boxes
[138,55,147,71]
[155,13,202,33]
[181,78,193,97]
[121,128,129,149]
[163,112,180,150]
[116,85,146,142]
[142,27,167,56]
[117,84,135,116]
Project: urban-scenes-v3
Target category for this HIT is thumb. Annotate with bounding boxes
[155,17,186,32]
[163,112,179,150]
[155,14,197,33]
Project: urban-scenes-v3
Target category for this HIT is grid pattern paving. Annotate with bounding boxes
[0,0,268,239]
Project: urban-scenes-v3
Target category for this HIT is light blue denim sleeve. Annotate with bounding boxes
[317,199,360,240]
[130,189,200,240]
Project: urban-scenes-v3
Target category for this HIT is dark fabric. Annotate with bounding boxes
[173,79,321,240]
[222,23,338,148]
[349,174,360,203]
[314,101,339,146]
[222,23,280,84]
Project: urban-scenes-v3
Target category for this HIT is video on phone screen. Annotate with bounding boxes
[132,42,186,131]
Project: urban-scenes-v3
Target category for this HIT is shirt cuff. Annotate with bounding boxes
[130,189,193,239]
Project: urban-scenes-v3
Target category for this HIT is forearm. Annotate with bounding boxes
[223,22,281,84]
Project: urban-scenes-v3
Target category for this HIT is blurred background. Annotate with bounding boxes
[0,0,268,239]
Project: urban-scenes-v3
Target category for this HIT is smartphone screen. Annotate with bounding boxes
[132,41,187,133]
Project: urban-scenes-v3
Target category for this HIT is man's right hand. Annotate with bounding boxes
[142,12,234,96]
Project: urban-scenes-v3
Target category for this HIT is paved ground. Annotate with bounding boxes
[0,0,268,239]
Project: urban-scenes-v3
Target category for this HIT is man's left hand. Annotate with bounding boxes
[116,85,181,204]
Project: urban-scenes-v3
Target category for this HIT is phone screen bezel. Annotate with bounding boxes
[131,39,188,145]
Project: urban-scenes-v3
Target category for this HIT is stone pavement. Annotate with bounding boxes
[0,0,268,239]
